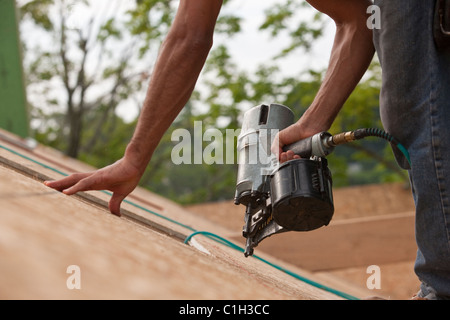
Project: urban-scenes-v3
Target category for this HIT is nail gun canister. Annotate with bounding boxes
[234,103,294,207]
[270,158,334,231]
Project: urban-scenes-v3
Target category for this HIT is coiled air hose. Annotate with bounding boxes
[329,128,411,166]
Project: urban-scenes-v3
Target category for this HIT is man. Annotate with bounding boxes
[45,0,450,299]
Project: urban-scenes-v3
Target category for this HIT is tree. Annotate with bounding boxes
[21,0,175,158]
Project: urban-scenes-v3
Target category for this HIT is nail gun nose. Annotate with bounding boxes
[244,238,254,257]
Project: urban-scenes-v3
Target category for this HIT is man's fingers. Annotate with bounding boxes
[44,172,92,191]
[279,150,301,163]
[271,131,285,159]
[280,152,288,163]
[285,150,295,160]
[285,150,301,160]
[62,180,88,195]
[44,172,103,195]
[45,170,128,217]
[61,173,105,195]
[109,193,126,217]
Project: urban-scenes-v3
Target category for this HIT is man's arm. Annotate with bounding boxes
[44,0,223,215]
[274,0,375,162]
[126,0,223,170]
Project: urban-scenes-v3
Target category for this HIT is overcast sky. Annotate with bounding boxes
[217,0,335,75]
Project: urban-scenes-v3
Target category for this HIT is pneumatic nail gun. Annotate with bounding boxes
[234,104,334,256]
[234,103,410,257]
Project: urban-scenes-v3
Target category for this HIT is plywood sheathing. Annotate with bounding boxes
[0,130,355,300]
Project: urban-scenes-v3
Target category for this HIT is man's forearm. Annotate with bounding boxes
[125,33,212,171]
[124,0,223,172]
[299,0,375,134]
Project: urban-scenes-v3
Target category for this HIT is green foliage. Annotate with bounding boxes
[125,0,175,57]
[260,0,325,56]
[20,0,56,31]
[215,15,242,36]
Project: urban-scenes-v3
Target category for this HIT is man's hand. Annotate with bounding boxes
[271,125,302,164]
[271,120,324,163]
[44,157,143,216]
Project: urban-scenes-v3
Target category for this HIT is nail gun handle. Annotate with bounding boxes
[282,132,334,158]
[282,137,313,158]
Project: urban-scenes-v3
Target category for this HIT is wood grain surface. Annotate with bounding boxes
[0,130,354,300]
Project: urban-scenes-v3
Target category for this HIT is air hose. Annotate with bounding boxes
[328,128,411,166]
